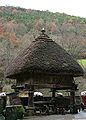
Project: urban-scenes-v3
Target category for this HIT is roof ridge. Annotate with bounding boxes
[35,33,52,41]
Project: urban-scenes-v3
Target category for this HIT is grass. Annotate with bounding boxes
[77,59,86,68]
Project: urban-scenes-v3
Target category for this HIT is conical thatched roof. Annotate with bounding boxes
[5,30,83,79]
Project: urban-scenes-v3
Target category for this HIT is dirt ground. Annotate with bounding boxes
[23,110,86,120]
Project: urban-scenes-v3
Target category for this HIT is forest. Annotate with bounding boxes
[0,6,86,92]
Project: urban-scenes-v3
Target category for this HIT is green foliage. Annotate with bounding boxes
[16,106,24,113]
[78,59,86,78]
[16,106,24,118]
[0,37,4,42]
[5,106,24,120]
[0,6,86,32]
[78,59,86,67]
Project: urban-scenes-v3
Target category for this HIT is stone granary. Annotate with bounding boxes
[5,29,83,111]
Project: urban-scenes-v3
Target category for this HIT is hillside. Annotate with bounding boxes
[0,6,86,92]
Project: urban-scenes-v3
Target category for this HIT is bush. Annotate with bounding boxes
[5,106,24,120]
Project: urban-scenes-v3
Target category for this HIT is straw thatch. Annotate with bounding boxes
[5,30,83,79]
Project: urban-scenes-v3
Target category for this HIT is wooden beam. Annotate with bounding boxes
[13,84,74,90]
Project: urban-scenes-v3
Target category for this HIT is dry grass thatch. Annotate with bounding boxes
[5,30,84,78]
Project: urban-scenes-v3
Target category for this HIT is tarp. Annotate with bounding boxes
[0,92,6,97]
[34,92,43,96]
[81,91,86,105]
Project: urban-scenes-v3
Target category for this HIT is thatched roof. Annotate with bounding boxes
[5,30,83,78]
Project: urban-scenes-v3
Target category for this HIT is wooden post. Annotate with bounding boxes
[27,85,34,115]
[70,83,77,106]
[70,90,75,105]
[24,84,34,115]
[28,90,34,107]
[52,88,55,98]
[0,84,2,93]
[70,89,76,114]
